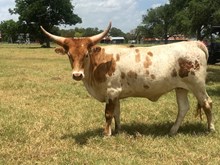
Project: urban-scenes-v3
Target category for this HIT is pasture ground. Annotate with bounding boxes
[0,43,220,164]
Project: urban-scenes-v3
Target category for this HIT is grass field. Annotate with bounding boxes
[0,43,220,164]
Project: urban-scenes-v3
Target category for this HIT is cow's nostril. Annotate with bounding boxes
[72,73,83,81]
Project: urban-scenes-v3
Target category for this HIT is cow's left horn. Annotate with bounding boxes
[89,22,112,45]
[40,26,66,46]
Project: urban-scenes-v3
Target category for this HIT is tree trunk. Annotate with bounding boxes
[164,35,168,44]
[46,38,50,48]
[164,25,168,44]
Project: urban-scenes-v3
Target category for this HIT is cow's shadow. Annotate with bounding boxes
[61,122,208,145]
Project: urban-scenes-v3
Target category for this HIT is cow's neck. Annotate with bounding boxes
[84,49,116,85]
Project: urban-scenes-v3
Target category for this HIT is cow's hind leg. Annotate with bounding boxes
[194,92,215,132]
[169,88,189,136]
[104,98,120,136]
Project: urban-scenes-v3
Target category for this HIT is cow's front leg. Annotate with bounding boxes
[104,98,120,136]
[114,99,121,134]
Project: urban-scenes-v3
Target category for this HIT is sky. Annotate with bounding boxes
[0,0,168,33]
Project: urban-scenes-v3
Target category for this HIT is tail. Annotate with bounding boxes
[197,41,209,60]
[195,103,203,120]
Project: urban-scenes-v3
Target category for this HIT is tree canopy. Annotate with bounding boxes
[142,4,173,43]
[140,0,220,41]
[110,27,125,37]
[9,0,82,47]
[0,20,18,43]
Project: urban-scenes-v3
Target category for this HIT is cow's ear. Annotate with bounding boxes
[55,47,66,55]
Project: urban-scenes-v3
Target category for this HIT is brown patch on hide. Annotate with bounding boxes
[178,58,193,78]
[143,56,152,68]
[135,49,139,53]
[121,72,126,79]
[108,59,116,77]
[151,74,156,79]
[191,71,195,75]
[104,99,116,135]
[116,54,120,61]
[90,46,116,83]
[135,49,141,63]
[143,84,150,89]
[147,51,153,56]
[127,70,138,79]
[194,60,200,70]
[171,68,178,77]
[146,70,150,76]
[178,58,200,78]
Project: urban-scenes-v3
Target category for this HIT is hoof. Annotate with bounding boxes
[208,124,215,132]
[103,128,112,136]
[169,127,178,136]
[169,131,177,137]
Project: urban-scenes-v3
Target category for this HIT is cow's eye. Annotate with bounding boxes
[67,53,74,61]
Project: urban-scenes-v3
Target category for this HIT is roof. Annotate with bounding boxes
[110,37,125,40]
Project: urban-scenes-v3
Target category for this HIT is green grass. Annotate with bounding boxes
[0,43,220,164]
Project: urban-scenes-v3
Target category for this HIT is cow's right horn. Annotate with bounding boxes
[89,22,112,45]
[40,26,66,46]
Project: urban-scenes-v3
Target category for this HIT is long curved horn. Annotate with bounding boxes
[89,22,112,45]
[40,26,66,46]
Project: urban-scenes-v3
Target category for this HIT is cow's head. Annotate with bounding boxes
[40,22,111,81]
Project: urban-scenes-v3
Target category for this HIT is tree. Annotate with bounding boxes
[110,27,125,37]
[135,25,151,43]
[138,0,220,42]
[141,4,173,43]
[9,0,82,47]
[125,29,137,43]
[82,27,102,37]
[59,27,102,38]
[59,29,75,38]
[0,20,18,42]
[188,0,220,40]
[170,0,220,40]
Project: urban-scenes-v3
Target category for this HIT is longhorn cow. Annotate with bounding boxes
[40,23,215,136]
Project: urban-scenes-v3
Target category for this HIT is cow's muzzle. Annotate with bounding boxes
[72,72,84,81]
